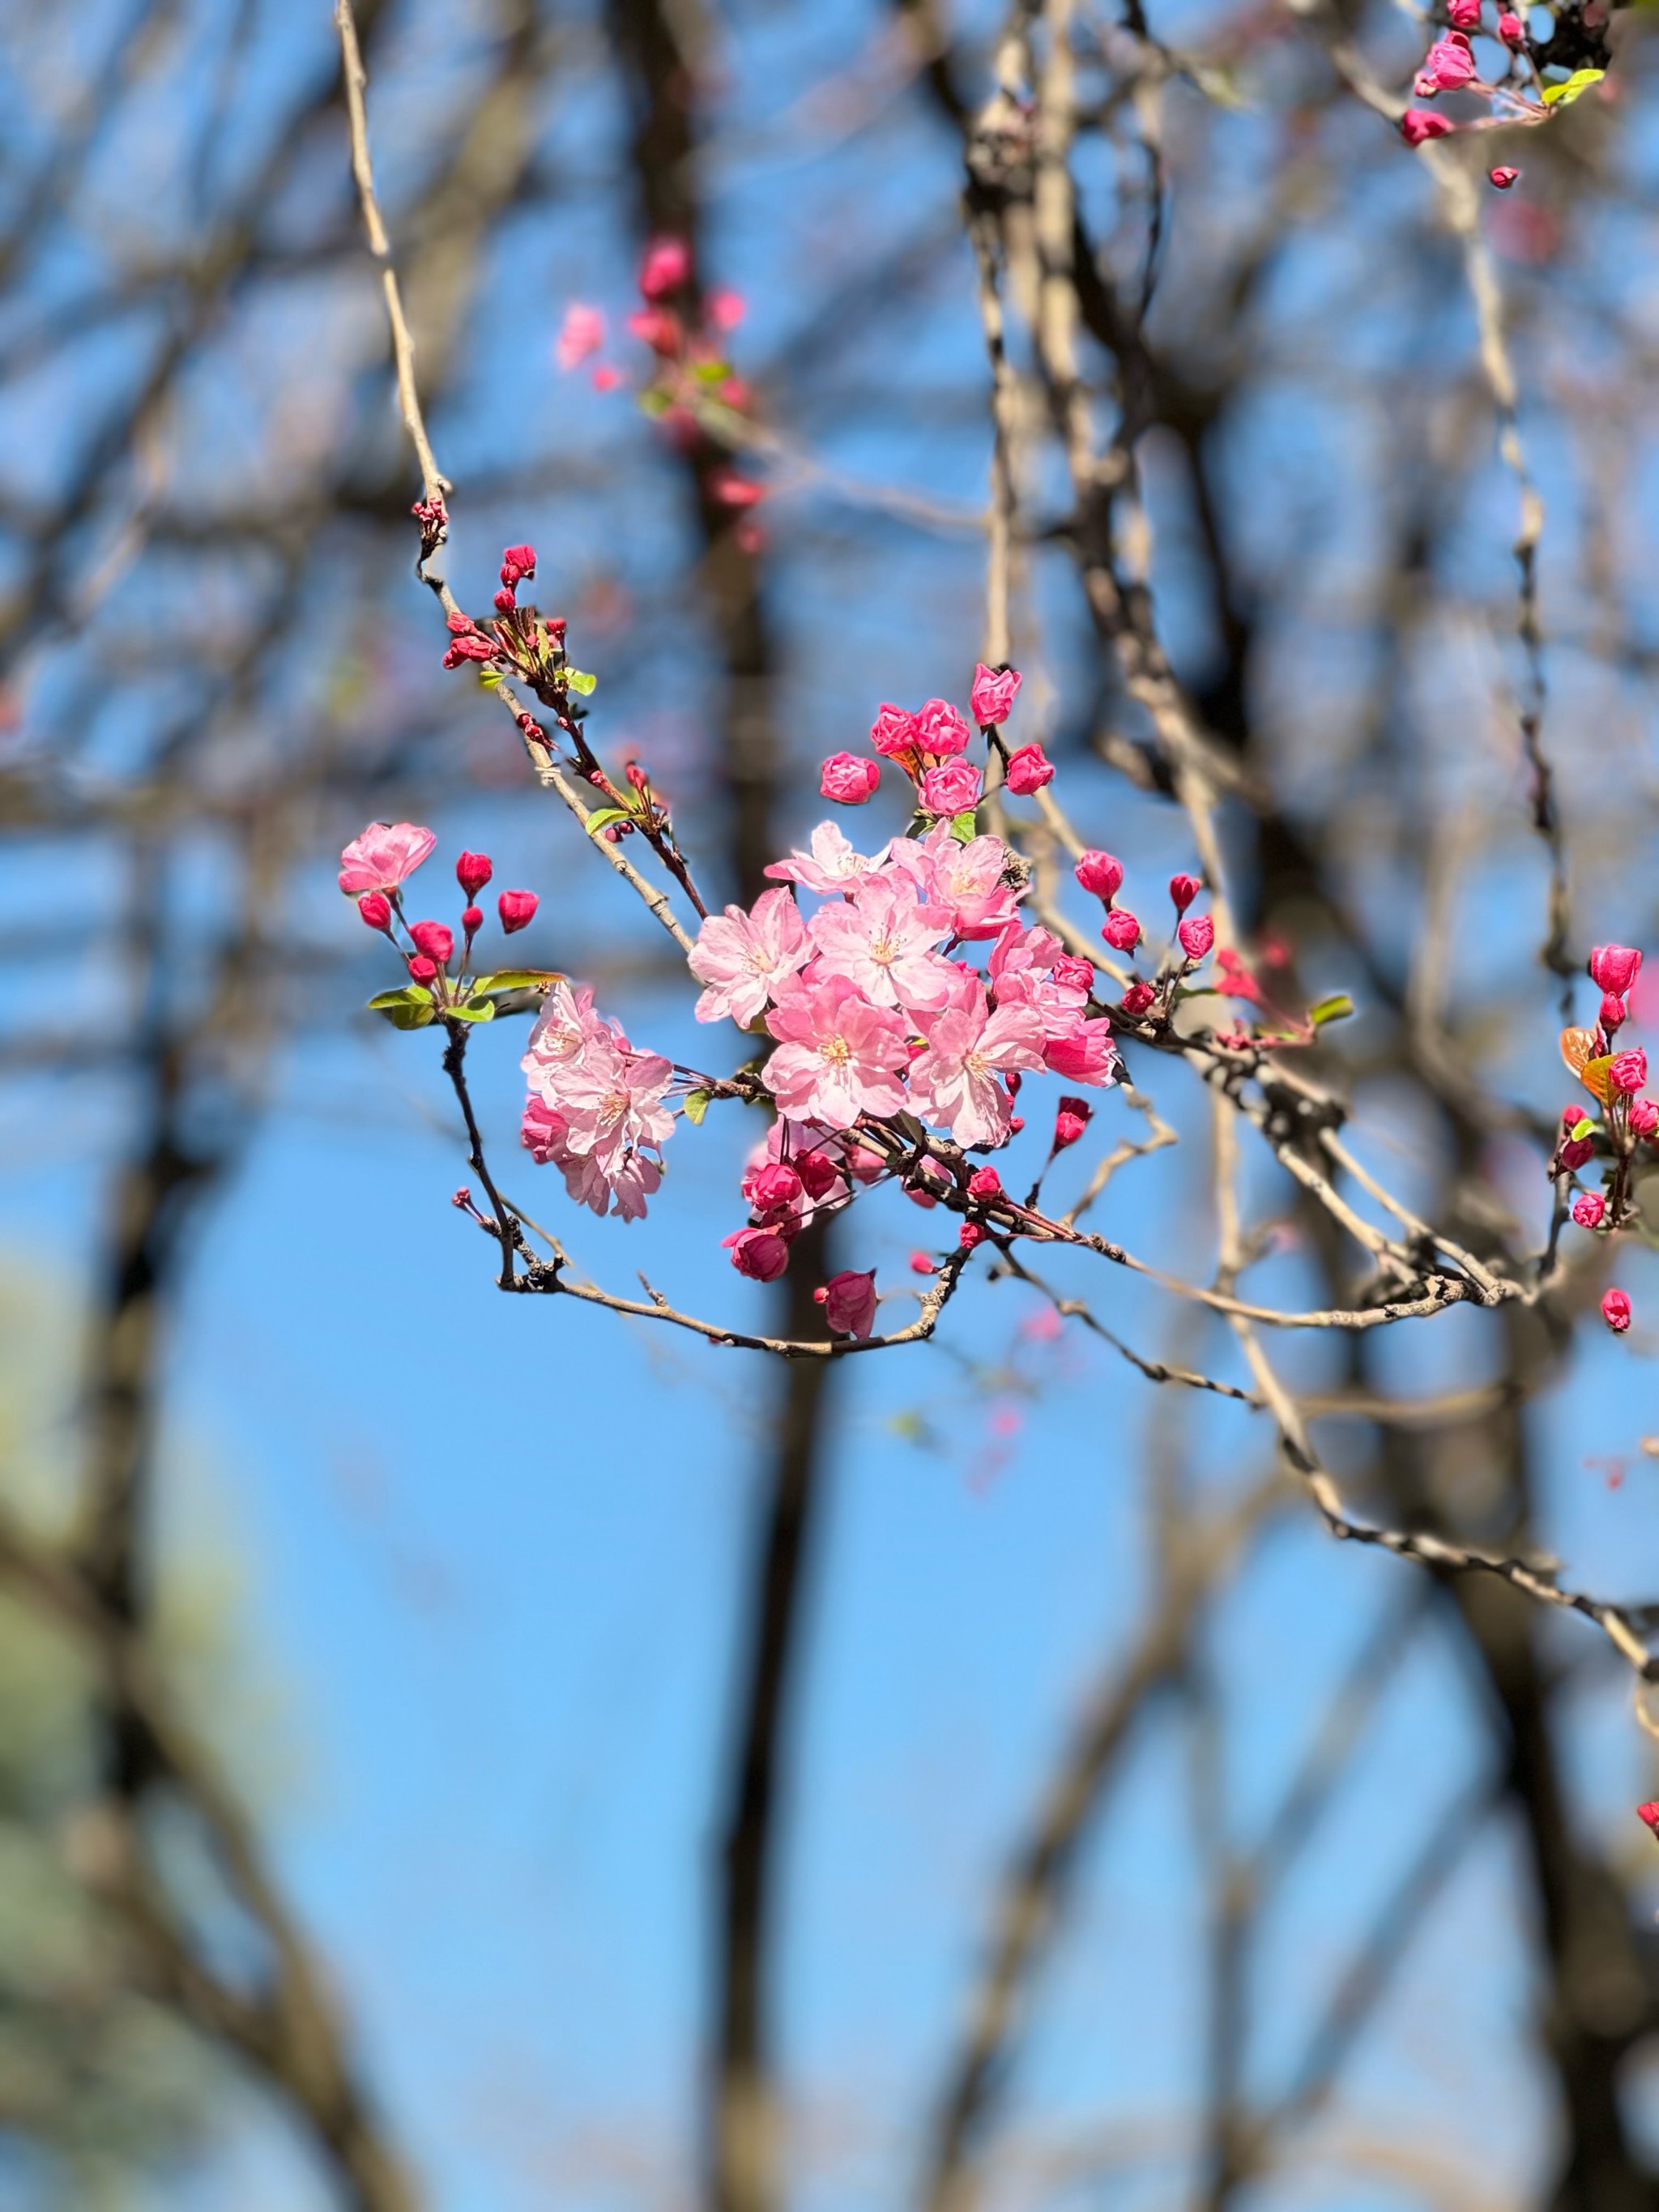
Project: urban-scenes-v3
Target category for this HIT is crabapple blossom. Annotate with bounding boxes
[1121,980,1155,1016]
[689,888,812,1026]
[820,753,881,805]
[763,971,911,1127]
[1169,873,1201,913]
[639,236,691,298]
[1496,11,1523,37]
[1572,1193,1606,1228]
[339,821,437,895]
[1631,1100,1659,1139]
[1416,34,1478,90]
[919,759,982,817]
[407,955,437,984]
[913,698,971,757]
[1054,1097,1091,1148]
[764,822,888,894]
[358,893,393,933]
[807,878,955,1014]
[887,826,1023,940]
[1401,108,1454,144]
[1600,993,1626,1032]
[869,704,919,757]
[907,990,1047,1148]
[1489,166,1520,190]
[1448,0,1481,24]
[1611,1049,1647,1095]
[1178,914,1216,961]
[970,664,1022,726]
[725,1225,791,1280]
[1102,909,1141,951]
[409,920,454,965]
[1004,743,1054,796]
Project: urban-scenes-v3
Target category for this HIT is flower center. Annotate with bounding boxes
[821,1035,851,1067]
[870,934,898,967]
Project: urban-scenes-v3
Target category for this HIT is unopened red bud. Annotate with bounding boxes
[1603,1287,1632,1334]
[1495,10,1522,38]
[1572,1193,1606,1228]
[1631,1099,1659,1140]
[456,850,493,899]
[1638,1800,1659,1836]
[493,587,517,613]
[407,954,438,984]
[958,1222,986,1251]
[500,543,536,585]
[1589,944,1643,996]
[1102,909,1141,952]
[1009,1115,1025,1133]
[909,1253,938,1275]
[1178,914,1216,961]
[1120,981,1155,1016]
[1075,850,1124,900]
[1600,993,1626,1033]
[795,1151,842,1200]
[462,905,484,936]
[498,889,539,934]
[1559,1135,1596,1171]
[1488,165,1520,190]
[409,920,454,965]
[358,892,393,933]
[967,1168,1003,1201]
[1611,1048,1648,1095]
[1054,1095,1091,1148]
[1169,873,1202,914]
[625,762,649,791]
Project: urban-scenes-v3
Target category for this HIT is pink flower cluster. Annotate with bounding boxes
[689,818,1119,1279]
[818,665,1054,816]
[521,983,675,1223]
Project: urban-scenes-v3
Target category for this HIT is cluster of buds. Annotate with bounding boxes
[819,665,1054,819]
[582,759,673,848]
[1398,0,1610,175]
[1551,944,1654,1335]
[440,544,594,706]
[339,820,544,1028]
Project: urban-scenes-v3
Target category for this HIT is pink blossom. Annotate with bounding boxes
[639,236,691,299]
[556,303,607,370]
[919,759,982,817]
[552,1037,676,1216]
[1178,914,1216,961]
[1572,1192,1606,1228]
[909,995,1047,1147]
[808,879,955,1014]
[970,664,1022,726]
[689,887,812,1027]
[522,981,612,1095]
[817,1268,878,1338]
[1612,1048,1648,1095]
[409,920,453,965]
[764,971,910,1128]
[1004,743,1054,796]
[1052,953,1094,993]
[725,1225,791,1280]
[820,753,881,805]
[1401,108,1454,144]
[1043,1015,1119,1087]
[989,923,1088,1039]
[914,698,971,758]
[888,826,1025,940]
[765,822,889,895]
[1603,1287,1632,1334]
[522,1093,569,1167]
[744,1160,804,1221]
[910,1252,937,1275]
[339,821,437,896]
[1074,850,1124,900]
[1417,34,1478,89]
[1590,945,1643,995]
[870,703,919,758]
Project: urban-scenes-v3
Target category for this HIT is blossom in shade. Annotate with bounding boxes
[970,664,1022,726]
[725,1225,791,1280]
[339,821,437,896]
[808,879,955,1014]
[457,850,493,899]
[1102,909,1141,951]
[1489,166,1520,190]
[763,971,911,1128]
[639,236,691,299]
[919,759,982,818]
[1178,914,1216,961]
[1004,743,1054,796]
[913,698,971,757]
[887,826,1024,940]
[1590,945,1643,996]
[870,704,919,757]
[1572,1193,1606,1228]
[1074,850,1124,900]
[689,886,812,1027]
[765,822,889,895]
[908,995,1047,1147]
[817,1269,878,1338]
[1631,1099,1659,1139]
[556,304,606,370]
[1401,108,1454,144]
[1611,1048,1648,1095]
[820,753,881,805]
[358,893,393,933]
[498,889,539,933]
[1603,1287,1631,1334]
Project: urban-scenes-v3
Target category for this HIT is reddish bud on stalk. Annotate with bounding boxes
[1102,909,1141,951]
[1489,165,1520,190]
[1120,981,1156,1016]
[967,1168,1003,1201]
[818,1269,878,1339]
[498,890,539,934]
[1611,1048,1648,1095]
[970,664,1022,726]
[1401,108,1454,144]
[1495,10,1523,38]
[409,920,454,965]
[1560,1135,1596,1171]
[1178,914,1216,961]
[1589,945,1643,995]
[725,1226,791,1281]
[357,893,393,933]
[1600,993,1627,1033]
[795,1151,842,1200]
[1448,0,1481,24]
[1054,1097,1091,1148]
[1602,1287,1632,1334]
[462,906,484,938]
[1169,873,1202,913]
[1572,1193,1606,1228]
[1003,743,1054,796]
[1630,1100,1659,1139]
[958,1222,986,1251]
[407,955,438,984]
[910,1253,938,1275]
[625,762,650,792]
[456,851,493,899]
[1074,850,1124,900]
[1638,1801,1659,1836]
[500,544,536,586]
[744,1161,804,1213]
[638,236,691,299]
[919,759,982,816]
[821,753,881,805]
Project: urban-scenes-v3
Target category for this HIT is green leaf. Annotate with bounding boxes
[383,1000,435,1030]
[447,997,497,1023]
[472,969,563,993]
[683,1087,710,1125]
[1542,66,1603,104]
[477,667,503,690]
[585,805,630,834]
[949,808,980,844]
[365,986,431,1012]
[1572,1117,1598,1142]
[565,668,598,696]
[693,359,731,384]
[1307,993,1354,1027]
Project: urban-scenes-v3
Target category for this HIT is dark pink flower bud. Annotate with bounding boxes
[1559,1135,1596,1171]
[461,905,484,937]
[1009,1114,1025,1133]
[1052,954,1094,993]
[870,704,919,757]
[1401,107,1454,145]
[1630,1100,1659,1140]
[970,664,1022,726]
[967,1167,1003,1201]
[456,850,493,899]
[1417,33,1478,88]
[1488,165,1520,190]
[1054,1096,1091,1149]
[1169,873,1202,913]
[1602,1287,1631,1334]
[1639,1800,1659,1835]
[744,1161,804,1213]
[1563,1104,1585,1129]
[409,920,454,965]
[710,471,765,510]
[1074,850,1124,900]
[1102,909,1141,951]
[724,1226,791,1281]
[1611,1048,1647,1095]
[493,587,517,613]
[638,235,691,300]
[819,1268,878,1339]
[1004,743,1054,796]
[407,954,438,984]
[1120,981,1156,1016]
[1178,914,1215,961]
[919,759,982,817]
[795,1151,842,1200]
[498,889,539,934]
[627,306,683,354]
[910,1252,938,1275]
[958,1221,986,1251]
[442,634,497,668]
[820,753,881,805]
[913,698,972,758]
[1447,0,1481,24]
[1495,9,1523,37]
[1600,993,1626,1033]
[1572,1193,1606,1228]
[1589,945,1643,995]
[357,892,394,933]
[625,761,650,791]
[500,543,536,585]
